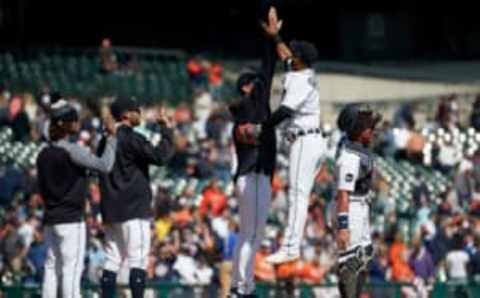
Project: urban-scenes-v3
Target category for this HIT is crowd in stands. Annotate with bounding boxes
[2,81,480,297]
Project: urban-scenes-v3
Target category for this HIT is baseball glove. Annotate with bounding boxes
[235,123,262,145]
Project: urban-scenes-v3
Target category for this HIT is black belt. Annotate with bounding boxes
[295,128,322,137]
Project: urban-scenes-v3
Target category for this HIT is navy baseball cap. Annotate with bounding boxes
[110,96,140,121]
[50,100,79,125]
[289,40,319,66]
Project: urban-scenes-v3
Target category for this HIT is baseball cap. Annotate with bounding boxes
[50,100,79,125]
[289,40,318,66]
[110,96,140,121]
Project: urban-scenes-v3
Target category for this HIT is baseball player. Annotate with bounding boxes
[37,100,117,298]
[98,97,175,298]
[257,8,328,264]
[334,104,381,298]
[227,7,278,298]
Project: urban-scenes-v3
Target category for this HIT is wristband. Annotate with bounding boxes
[337,213,349,230]
[273,34,283,44]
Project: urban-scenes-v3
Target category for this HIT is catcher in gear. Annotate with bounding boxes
[227,6,278,298]
[334,104,381,298]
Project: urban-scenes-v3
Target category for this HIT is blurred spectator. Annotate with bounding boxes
[389,232,415,282]
[99,38,118,74]
[436,134,462,175]
[412,171,431,208]
[455,157,475,209]
[26,228,47,283]
[426,220,453,265]
[199,179,227,218]
[445,234,470,282]
[469,237,480,282]
[186,56,208,90]
[208,62,224,100]
[393,103,416,130]
[217,219,237,298]
[0,95,31,142]
[0,217,26,278]
[0,164,25,207]
[470,95,480,131]
[254,240,276,283]
[409,234,435,284]
[172,245,198,284]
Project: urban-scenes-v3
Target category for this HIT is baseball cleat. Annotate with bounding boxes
[265,250,300,264]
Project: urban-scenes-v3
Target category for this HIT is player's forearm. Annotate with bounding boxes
[272,34,292,61]
[336,190,350,226]
[262,105,294,129]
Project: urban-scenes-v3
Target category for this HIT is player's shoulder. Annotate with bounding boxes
[337,148,361,165]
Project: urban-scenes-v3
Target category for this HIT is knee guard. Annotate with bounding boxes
[101,270,117,298]
[129,268,146,298]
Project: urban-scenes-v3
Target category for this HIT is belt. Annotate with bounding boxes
[296,128,322,137]
[286,128,323,141]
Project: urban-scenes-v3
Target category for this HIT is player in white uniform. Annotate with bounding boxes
[334,104,381,298]
[258,9,328,264]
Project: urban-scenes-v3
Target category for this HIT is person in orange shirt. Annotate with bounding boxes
[296,259,327,285]
[389,232,408,268]
[199,179,227,218]
[391,249,415,282]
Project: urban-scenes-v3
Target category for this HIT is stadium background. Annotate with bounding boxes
[2,1,480,297]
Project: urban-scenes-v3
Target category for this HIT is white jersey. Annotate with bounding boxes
[280,68,320,132]
[335,149,361,193]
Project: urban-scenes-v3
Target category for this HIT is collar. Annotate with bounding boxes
[343,140,371,156]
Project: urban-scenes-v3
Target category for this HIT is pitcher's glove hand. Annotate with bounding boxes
[235,123,262,145]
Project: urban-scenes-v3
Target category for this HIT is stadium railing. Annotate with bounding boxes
[3,281,480,298]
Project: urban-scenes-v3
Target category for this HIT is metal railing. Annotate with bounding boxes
[0,281,411,298]
[2,281,480,298]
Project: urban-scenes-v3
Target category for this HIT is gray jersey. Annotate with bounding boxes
[335,140,375,198]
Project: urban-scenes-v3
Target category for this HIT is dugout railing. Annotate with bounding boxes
[2,281,480,298]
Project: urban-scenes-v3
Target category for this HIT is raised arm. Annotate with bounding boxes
[261,7,292,62]
[61,115,117,173]
[131,107,175,166]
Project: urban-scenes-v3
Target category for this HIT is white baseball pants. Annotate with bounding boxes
[330,197,372,264]
[344,199,371,254]
[232,173,272,295]
[103,219,151,272]
[42,222,86,298]
[281,133,326,256]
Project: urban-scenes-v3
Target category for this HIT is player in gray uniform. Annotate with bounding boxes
[334,104,381,298]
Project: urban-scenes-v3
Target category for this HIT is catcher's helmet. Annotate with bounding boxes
[337,103,382,137]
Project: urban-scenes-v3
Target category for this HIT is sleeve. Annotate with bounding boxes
[62,137,117,173]
[130,125,175,166]
[281,74,310,110]
[259,37,277,102]
[335,152,360,192]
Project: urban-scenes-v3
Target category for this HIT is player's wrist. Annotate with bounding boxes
[336,213,349,230]
[272,33,283,44]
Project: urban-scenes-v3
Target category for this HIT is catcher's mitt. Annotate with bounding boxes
[235,123,262,145]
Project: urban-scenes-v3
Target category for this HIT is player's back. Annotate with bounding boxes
[98,126,153,223]
[37,144,88,224]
